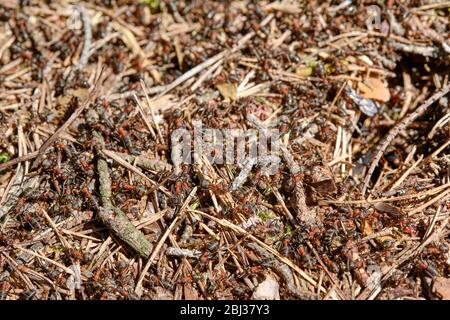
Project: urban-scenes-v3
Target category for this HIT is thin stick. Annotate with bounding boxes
[362,85,450,196]
[305,240,348,300]
[13,245,75,276]
[140,80,164,142]
[190,59,223,92]
[388,155,423,191]
[134,187,197,296]
[159,51,227,95]
[75,5,92,70]
[101,149,171,195]
[191,209,322,290]
[39,207,71,249]
[134,216,179,296]
[408,189,450,216]
[106,86,167,101]
[32,72,103,168]
[1,252,36,290]
[361,217,450,301]
[105,149,172,172]
[281,146,316,227]
[326,181,450,205]
[133,92,157,140]
[0,151,38,172]
[410,1,450,12]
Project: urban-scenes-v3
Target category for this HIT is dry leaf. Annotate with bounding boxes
[361,219,373,236]
[308,166,337,194]
[373,234,395,245]
[358,77,391,102]
[139,195,148,215]
[152,286,174,300]
[56,88,89,106]
[216,82,237,100]
[373,202,403,218]
[265,1,301,14]
[174,36,183,68]
[433,277,450,300]
[150,68,162,83]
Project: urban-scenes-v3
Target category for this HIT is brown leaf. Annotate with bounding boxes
[358,77,390,102]
[112,22,146,58]
[295,66,313,77]
[308,166,337,194]
[433,277,450,300]
[373,202,403,218]
[216,82,237,100]
[56,88,89,107]
[361,219,373,236]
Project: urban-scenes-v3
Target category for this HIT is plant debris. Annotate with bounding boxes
[0,0,450,301]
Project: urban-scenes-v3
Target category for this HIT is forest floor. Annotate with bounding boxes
[0,0,450,300]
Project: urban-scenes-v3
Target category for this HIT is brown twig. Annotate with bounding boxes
[361,84,450,196]
[32,71,103,168]
[0,151,38,172]
[97,158,152,259]
[246,242,318,300]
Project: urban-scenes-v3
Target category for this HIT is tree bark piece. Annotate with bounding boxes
[281,146,317,227]
[97,158,152,258]
[97,207,151,259]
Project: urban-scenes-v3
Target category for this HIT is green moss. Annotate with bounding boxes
[284,223,293,235]
[324,63,335,74]
[263,187,272,196]
[141,0,159,10]
[0,152,10,163]
[189,199,200,210]
[306,59,318,68]
[257,210,271,221]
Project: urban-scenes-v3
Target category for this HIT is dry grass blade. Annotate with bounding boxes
[0,151,39,172]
